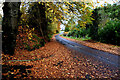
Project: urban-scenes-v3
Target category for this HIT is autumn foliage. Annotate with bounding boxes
[16,25,46,51]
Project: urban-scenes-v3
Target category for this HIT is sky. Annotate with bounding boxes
[0,0,119,17]
[0,0,4,16]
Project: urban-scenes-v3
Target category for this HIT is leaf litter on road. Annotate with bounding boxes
[2,34,120,79]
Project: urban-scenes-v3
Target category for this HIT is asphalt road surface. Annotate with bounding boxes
[55,32,120,68]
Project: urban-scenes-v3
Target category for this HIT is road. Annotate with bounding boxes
[55,32,120,68]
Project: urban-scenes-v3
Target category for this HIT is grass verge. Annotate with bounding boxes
[60,35,91,41]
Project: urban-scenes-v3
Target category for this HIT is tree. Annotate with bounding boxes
[26,2,94,36]
[27,2,48,40]
[89,8,99,40]
[2,1,94,54]
[104,4,120,20]
[2,2,21,55]
[0,14,2,25]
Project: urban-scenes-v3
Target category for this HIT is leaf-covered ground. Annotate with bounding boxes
[2,35,120,79]
[61,36,120,56]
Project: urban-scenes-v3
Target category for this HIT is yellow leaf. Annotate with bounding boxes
[72,4,74,7]
[28,37,31,40]
[97,1,99,3]
[101,5,104,7]
[63,8,68,11]
[26,29,28,32]
[47,8,50,11]
[29,33,32,35]
[50,10,53,12]
[67,2,71,5]
[47,3,49,6]
[32,28,35,31]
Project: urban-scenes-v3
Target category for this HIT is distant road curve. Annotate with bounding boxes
[55,32,120,68]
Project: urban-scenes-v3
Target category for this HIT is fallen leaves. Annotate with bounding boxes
[2,34,119,79]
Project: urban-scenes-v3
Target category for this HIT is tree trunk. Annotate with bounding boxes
[2,2,21,55]
[38,3,48,40]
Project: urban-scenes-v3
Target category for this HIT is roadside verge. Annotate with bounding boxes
[60,36,120,56]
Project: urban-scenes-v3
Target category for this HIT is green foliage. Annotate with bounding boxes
[20,2,94,43]
[26,45,31,51]
[65,27,70,32]
[48,34,53,39]
[33,44,41,49]
[88,4,120,45]
[104,4,120,20]
[98,20,120,45]
[63,3,120,46]
[68,24,90,39]
[47,21,59,34]
[47,34,52,42]
[63,34,91,41]
[40,39,46,46]
[32,34,41,42]
[30,39,37,43]
[24,34,45,51]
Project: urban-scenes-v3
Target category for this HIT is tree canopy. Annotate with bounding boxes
[21,2,94,30]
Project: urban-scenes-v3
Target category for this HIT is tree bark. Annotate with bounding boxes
[2,2,21,55]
